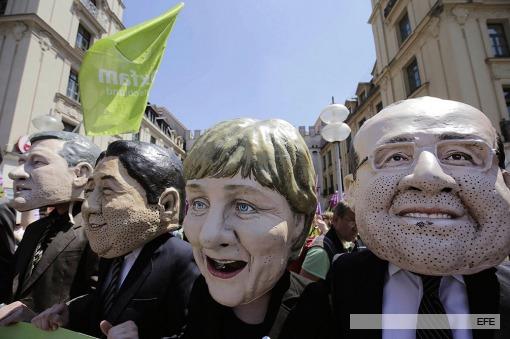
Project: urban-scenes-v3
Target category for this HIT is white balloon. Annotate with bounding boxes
[319,104,349,124]
[32,115,65,132]
[320,123,351,142]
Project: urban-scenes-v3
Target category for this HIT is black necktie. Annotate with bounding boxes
[416,275,453,339]
[103,257,123,317]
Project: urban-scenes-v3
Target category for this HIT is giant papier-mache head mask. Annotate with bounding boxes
[182,118,317,308]
[347,96,510,276]
[9,131,101,212]
[82,140,185,259]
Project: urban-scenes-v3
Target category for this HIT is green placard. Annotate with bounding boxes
[0,322,97,339]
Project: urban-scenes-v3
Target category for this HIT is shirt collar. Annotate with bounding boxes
[387,262,465,285]
[123,247,142,261]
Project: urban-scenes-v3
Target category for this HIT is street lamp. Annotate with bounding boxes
[319,99,351,201]
[32,114,65,131]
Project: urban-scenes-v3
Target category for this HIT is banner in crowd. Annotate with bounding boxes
[80,3,184,136]
[0,322,96,338]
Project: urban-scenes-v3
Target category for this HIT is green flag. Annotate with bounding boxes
[80,3,184,136]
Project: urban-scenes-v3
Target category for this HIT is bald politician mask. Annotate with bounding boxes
[9,131,100,212]
[183,119,317,308]
[82,141,184,258]
[348,96,510,275]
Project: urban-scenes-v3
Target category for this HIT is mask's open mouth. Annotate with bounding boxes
[396,208,462,220]
[88,222,106,230]
[399,212,453,219]
[206,256,247,279]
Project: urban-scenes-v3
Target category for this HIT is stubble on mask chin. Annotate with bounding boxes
[358,173,510,275]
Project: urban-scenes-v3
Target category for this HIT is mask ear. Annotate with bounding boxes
[503,169,510,189]
[159,187,181,231]
[72,162,93,188]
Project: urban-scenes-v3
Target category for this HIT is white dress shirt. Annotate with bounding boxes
[118,247,142,288]
[382,263,472,339]
[102,247,143,293]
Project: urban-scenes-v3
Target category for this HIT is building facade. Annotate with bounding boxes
[0,0,187,201]
[336,0,510,181]
[0,0,124,199]
[136,104,186,158]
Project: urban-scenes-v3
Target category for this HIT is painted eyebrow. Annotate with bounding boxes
[224,184,264,195]
[87,175,118,185]
[381,135,416,144]
[438,133,479,140]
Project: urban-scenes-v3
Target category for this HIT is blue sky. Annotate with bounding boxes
[123,0,375,130]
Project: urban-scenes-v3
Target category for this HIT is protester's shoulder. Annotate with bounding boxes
[68,215,90,245]
[305,246,329,261]
[0,203,15,221]
[72,213,85,229]
[19,215,50,241]
[280,277,334,339]
[158,233,195,264]
[302,247,330,279]
[161,232,192,252]
[287,271,313,300]
[330,249,377,274]
[496,260,510,284]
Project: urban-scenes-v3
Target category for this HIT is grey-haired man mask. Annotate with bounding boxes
[0,131,99,325]
[9,131,99,212]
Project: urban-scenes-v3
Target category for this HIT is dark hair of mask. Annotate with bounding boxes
[98,141,185,223]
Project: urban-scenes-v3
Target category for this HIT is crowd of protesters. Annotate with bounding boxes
[0,96,509,339]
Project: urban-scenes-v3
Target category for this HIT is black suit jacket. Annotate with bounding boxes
[68,232,199,339]
[280,250,510,339]
[10,210,98,313]
[0,203,16,302]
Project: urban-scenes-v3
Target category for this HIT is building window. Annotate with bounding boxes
[132,132,140,141]
[63,121,77,132]
[329,174,334,194]
[323,177,328,196]
[488,23,510,57]
[0,0,7,15]
[359,91,366,103]
[66,69,80,101]
[376,101,383,112]
[328,150,332,167]
[76,24,92,51]
[405,58,421,96]
[322,155,326,169]
[384,0,397,18]
[398,13,412,45]
[504,86,510,116]
[150,136,156,144]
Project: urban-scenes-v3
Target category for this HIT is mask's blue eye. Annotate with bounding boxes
[192,200,207,210]
[236,202,255,213]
